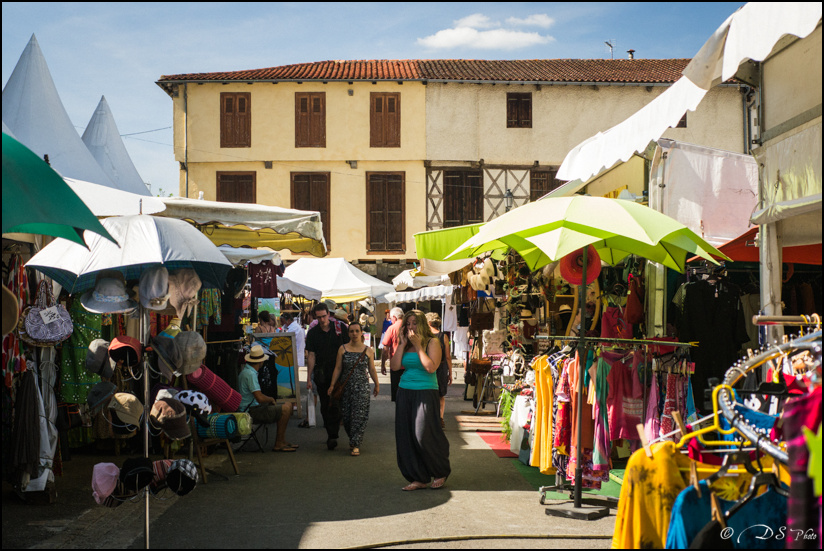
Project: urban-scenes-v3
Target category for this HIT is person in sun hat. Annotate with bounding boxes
[238,344,296,452]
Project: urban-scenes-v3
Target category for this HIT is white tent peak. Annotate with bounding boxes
[283,258,395,303]
[2,34,115,188]
[82,95,150,196]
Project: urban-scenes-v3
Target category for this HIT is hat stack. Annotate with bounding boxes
[108,393,143,431]
[92,462,120,505]
[86,339,115,379]
[109,336,142,368]
[87,382,117,414]
[150,398,190,440]
[120,457,154,493]
[168,269,201,319]
[175,390,212,415]
[81,277,137,314]
[139,266,170,310]
[166,459,198,496]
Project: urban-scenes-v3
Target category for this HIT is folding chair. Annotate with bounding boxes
[234,404,269,452]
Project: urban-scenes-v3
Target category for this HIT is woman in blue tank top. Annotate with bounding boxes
[390,310,451,491]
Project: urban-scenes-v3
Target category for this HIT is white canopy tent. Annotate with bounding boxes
[283,258,394,303]
[157,197,327,257]
[81,96,151,196]
[392,269,450,290]
[2,35,117,189]
[383,285,453,305]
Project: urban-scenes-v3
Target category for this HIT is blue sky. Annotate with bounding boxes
[2,2,745,196]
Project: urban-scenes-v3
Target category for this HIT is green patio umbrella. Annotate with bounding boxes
[446,195,729,270]
[444,195,729,517]
[2,133,115,246]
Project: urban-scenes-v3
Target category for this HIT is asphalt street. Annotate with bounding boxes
[3,366,616,549]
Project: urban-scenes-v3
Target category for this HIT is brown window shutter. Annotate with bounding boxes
[217,172,256,203]
[291,172,331,246]
[370,94,383,147]
[371,93,400,147]
[507,93,531,128]
[221,93,251,147]
[367,172,405,251]
[443,170,483,227]
[296,93,325,147]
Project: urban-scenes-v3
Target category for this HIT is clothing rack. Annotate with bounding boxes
[535,335,695,348]
[717,329,822,464]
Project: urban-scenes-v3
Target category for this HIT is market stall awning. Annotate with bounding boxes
[157,197,327,257]
[65,178,166,216]
[545,155,646,199]
[277,276,322,301]
[217,245,281,266]
[282,258,394,303]
[392,269,450,290]
[384,285,453,305]
[691,226,822,265]
[414,223,505,277]
[556,2,822,186]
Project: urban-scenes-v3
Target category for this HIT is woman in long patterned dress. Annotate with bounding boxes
[328,322,380,456]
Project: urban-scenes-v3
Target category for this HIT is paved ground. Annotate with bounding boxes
[2,364,616,549]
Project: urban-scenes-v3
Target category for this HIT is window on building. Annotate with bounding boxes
[217,172,256,203]
[530,169,565,201]
[367,172,405,252]
[295,92,326,147]
[507,93,532,128]
[370,93,401,147]
[291,172,331,246]
[443,170,483,227]
[220,92,251,148]
[676,113,687,128]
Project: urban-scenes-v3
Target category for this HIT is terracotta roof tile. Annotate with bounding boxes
[158,59,691,85]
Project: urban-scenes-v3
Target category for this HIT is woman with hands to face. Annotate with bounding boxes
[391,310,451,491]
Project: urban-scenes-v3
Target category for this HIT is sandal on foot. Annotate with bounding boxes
[351,447,360,456]
[402,481,428,491]
[273,445,297,452]
[431,477,447,489]
[284,442,299,449]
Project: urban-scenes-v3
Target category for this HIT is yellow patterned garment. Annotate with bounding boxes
[612,442,692,549]
[536,356,556,475]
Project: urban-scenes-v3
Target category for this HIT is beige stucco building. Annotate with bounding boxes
[157,59,748,275]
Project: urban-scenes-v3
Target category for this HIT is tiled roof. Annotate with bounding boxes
[158,58,691,85]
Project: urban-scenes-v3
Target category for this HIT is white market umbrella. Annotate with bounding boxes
[283,258,394,303]
[27,214,232,293]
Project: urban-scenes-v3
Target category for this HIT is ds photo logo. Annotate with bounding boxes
[720,525,819,544]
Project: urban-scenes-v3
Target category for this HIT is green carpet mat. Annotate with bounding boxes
[512,459,623,498]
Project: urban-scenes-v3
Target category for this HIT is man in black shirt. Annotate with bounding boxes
[306,302,349,450]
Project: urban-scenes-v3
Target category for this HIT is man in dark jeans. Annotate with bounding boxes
[305,302,349,450]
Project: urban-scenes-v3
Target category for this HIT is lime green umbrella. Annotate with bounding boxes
[2,133,115,246]
[447,195,729,272]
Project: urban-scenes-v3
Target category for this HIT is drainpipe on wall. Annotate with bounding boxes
[184,83,189,198]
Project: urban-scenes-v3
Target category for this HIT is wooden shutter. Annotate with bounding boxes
[370,93,401,147]
[216,172,256,203]
[220,92,251,147]
[507,93,531,128]
[367,173,405,251]
[291,173,331,246]
[443,171,483,227]
[295,93,326,147]
[530,169,564,201]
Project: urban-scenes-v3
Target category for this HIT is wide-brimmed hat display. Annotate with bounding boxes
[109,392,143,427]
[166,459,198,496]
[2,284,19,337]
[520,309,538,326]
[139,266,170,311]
[245,344,266,364]
[80,277,137,314]
[175,331,207,375]
[120,457,154,493]
[175,390,212,415]
[109,336,143,368]
[86,339,114,379]
[333,308,349,322]
[560,245,601,286]
[150,398,190,440]
[92,462,120,505]
[152,335,182,380]
[87,381,117,414]
[168,269,201,319]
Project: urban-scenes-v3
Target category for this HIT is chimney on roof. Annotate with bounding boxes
[627,49,635,60]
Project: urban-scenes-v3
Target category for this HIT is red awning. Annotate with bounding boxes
[691,227,822,265]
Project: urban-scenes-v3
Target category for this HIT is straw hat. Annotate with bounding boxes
[520,309,538,326]
[333,308,349,322]
[81,278,137,314]
[245,344,266,364]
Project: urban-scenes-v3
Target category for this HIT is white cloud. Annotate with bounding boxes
[506,14,555,28]
[454,13,498,29]
[417,13,554,51]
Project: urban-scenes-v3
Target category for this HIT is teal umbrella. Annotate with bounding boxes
[2,133,114,246]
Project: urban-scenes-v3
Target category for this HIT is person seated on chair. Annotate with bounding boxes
[238,344,297,452]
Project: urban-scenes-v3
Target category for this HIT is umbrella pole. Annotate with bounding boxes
[546,246,609,521]
[141,306,150,549]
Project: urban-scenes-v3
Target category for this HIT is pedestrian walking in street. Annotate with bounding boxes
[327,322,380,456]
[381,306,405,401]
[391,310,451,490]
[426,312,452,428]
[306,302,349,450]
[238,345,296,452]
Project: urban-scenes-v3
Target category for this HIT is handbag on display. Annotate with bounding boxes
[625,274,645,325]
[20,280,73,346]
